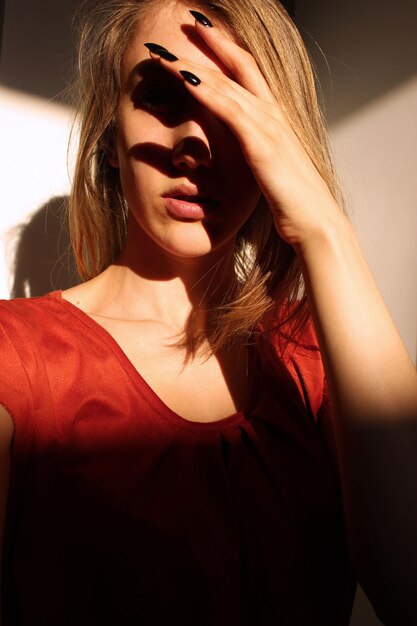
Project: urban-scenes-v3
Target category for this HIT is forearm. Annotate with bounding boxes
[296,210,417,624]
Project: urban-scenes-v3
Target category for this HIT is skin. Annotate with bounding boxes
[1,2,417,622]
[112,13,262,263]
[61,3,265,423]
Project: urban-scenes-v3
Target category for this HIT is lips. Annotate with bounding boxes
[172,194,209,202]
[162,184,216,202]
[162,185,218,220]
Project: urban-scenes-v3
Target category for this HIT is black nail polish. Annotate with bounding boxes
[189,10,213,27]
[156,49,178,62]
[144,42,168,53]
[180,70,201,86]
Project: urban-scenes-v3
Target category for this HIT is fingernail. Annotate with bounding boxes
[156,49,178,62]
[144,42,168,52]
[180,70,201,86]
[189,10,213,28]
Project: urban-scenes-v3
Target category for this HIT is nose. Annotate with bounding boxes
[171,116,213,170]
[172,137,212,170]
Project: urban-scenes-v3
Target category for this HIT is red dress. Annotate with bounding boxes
[0,291,356,625]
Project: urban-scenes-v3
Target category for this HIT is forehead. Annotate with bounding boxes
[122,2,233,83]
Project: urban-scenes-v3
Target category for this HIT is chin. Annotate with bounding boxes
[158,229,220,259]
[130,212,238,262]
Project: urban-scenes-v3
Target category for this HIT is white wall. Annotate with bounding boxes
[296,3,417,621]
[0,0,79,297]
[0,86,74,298]
[330,76,417,626]
[330,76,417,365]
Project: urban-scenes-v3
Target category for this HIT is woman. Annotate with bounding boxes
[1,0,416,624]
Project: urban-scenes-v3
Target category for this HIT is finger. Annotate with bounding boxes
[147,47,278,120]
[147,50,281,164]
[189,9,276,104]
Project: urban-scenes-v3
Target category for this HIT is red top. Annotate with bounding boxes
[1,292,355,625]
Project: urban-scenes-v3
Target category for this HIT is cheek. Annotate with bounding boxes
[114,107,165,164]
[114,125,155,195]
[216,132,260,200]
[114,118,178,200]
[222,157,261,222]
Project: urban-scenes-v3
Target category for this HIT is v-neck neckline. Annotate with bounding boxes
[47,290,255,431]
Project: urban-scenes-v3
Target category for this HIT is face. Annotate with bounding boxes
[111,1,261,263]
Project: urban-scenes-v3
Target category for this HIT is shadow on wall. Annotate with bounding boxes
[0,0,294,103]
[294,0,417,123]
[10,196,79,298]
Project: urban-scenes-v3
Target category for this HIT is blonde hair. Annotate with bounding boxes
[69,0,344,352]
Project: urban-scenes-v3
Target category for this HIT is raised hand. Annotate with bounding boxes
[145,10,344,249]
[147,14,417,617]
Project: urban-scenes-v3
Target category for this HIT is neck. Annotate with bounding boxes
[89,232,238,337]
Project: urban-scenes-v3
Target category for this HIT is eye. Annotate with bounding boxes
[132,84,185,114]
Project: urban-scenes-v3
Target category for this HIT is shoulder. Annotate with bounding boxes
[0,292,77,368]
[0,290,63,315]
[0,291,62,332]
[259,313,328,422]
[0,290,98,345]
[0,291,90,411]
[0,291,107,441]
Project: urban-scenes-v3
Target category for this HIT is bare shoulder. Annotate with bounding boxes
[61,280,96,310]
[61,269,119,317]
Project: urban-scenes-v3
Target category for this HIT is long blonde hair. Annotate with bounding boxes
[69,0,344,352]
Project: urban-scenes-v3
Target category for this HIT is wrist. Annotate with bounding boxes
[293,207,354,261]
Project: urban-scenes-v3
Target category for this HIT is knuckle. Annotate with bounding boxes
[224,98,243,117]
[243,50,259,71]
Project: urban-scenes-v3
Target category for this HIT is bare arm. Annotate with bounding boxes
[149,13,417,621]
[0,405,14,626]
[297,214,417,625]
